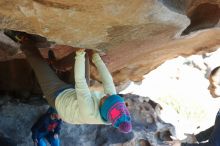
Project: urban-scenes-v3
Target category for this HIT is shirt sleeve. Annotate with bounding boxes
[92,53,116,95]
[74,51,94,118]
[195,126,214,142]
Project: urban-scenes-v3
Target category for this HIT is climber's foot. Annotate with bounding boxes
[4,29,53,48]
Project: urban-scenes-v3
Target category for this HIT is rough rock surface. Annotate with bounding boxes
[0,94,174,146]
[0,0,189,49]
[0,0,220,87]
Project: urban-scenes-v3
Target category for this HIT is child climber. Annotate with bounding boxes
[20,36,132,133]
[31,107,62,146]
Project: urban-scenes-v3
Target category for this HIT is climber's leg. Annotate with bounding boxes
[47,134,60,146]
[38,138,47,146]
[21,41,73,107]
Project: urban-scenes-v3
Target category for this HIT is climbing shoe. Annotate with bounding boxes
[4,29,35,44]
[4,29,54,48]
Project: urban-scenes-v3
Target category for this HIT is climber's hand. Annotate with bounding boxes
[165,136,181,146]
[33,139,38,146]
[165,140,181,146]
[181,133,197,143]
[54,134,59,139]
[76,48,85,52]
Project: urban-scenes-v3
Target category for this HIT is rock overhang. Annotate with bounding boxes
[0,0,220,91]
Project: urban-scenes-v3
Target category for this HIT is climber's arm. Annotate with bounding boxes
[74,50,94,117]
[92,53,116,95]
[195,126,214,142]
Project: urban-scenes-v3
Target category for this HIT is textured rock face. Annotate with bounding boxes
[0,94,174,146]
[0,0,188,49]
